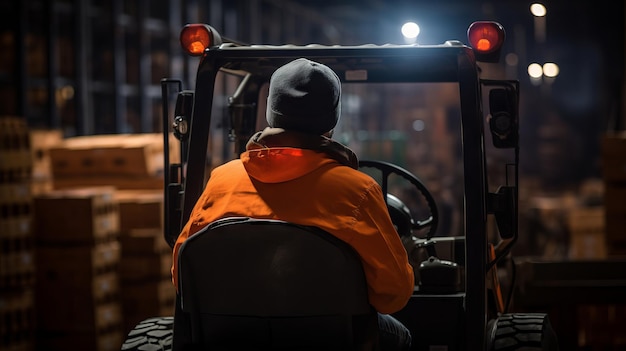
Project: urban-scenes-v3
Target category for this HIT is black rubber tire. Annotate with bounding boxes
[487,313,559,351]
[121,317,174,351]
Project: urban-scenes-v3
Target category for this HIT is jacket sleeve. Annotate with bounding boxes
[347,182,415,314]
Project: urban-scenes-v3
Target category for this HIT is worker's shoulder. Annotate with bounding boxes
[323,162,380,186]
[210,158,245,174]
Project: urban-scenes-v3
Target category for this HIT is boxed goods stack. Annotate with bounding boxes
[115,190,175,333]
[33,187,123,351]
[42,133,179,335]
[601,132,626,256]
[0,116,36,351]
[48,133,178,190]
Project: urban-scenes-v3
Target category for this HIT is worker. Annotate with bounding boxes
[172,57,414,350]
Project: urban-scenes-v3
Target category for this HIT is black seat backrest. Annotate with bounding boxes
[176,217,378,350]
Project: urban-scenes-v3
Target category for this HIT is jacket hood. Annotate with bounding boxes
[241,128,358,183]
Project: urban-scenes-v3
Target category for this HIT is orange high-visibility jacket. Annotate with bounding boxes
[172,130,414,314]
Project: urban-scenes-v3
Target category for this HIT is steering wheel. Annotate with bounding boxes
[359,160,439,239]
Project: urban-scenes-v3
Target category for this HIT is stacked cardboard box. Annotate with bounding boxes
[0,116,36,351]
[566,207,607,259]
[601,133,626,255]
[48,133,179,190]
[33,187,123,351]
[115,190,175,333]
[29,132,179,342]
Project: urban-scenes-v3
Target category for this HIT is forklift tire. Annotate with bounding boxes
[486,313,559,351]
[121,317,174,351]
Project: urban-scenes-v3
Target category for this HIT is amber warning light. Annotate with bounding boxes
[180,24,222,56]
[467,21,506,63]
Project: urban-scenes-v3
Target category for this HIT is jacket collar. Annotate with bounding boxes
[246,128,359,169]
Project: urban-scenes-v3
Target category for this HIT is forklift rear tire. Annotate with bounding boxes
[486,313,559,351]
[121,317,174,351]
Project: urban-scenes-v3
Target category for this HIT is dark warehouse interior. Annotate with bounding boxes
[1,0,625,350]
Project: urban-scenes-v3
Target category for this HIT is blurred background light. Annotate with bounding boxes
[505,53,519,67]
[412,119,425,132]
[528,63,544,78]
[401,22,420,43]
[543,62,560,77]
[530,3,547,17]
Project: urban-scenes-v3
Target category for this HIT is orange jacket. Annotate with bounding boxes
[172,129,414,314]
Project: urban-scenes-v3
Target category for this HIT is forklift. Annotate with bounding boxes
[121,21,558,351]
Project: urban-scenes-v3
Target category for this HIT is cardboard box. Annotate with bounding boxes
[36,242,122,331]
[0,289,35,343]
[49,133,178,178]
[0,181,30,204]
[119,251,171,282]
[566,207,607,259]
[603,184,626,253]
[0,202,32,240]
[0,116,32,173]
[602,132,626,182]
[122,279,175,332]
[569,231,607,259]
[606,214,626,246]
[33,187,119,244]
[604,183,626,215]
[567,207,605,233]
[115,190,163,233]
[0,243,35,289]
[36,240,121,275]
[577,304,626,348]
[36,317,124,351]
[52,176,164,190]
[120,228,170,255]
[29,129,63,181]
[36,287,123,331]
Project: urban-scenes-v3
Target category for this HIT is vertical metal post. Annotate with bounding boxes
[181,63,218,228]
[168,0,182,81]
[16,1,27,118]
[74,0,90,135]
[138,0,151,132]
[45,0,60,130]
[458,52,488,351]
[112,0,127,133]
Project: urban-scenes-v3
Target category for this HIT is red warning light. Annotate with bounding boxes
[180,24,214,56]
[476,38,492,52]
[467,21,506,62]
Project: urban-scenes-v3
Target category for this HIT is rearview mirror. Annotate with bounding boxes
[488,87,518,149]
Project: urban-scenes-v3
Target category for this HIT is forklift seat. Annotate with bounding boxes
[175,217,379,350]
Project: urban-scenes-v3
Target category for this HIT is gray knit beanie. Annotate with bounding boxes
[266,58,341,135]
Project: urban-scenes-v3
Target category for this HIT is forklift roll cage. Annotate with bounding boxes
[159,23,523,351]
